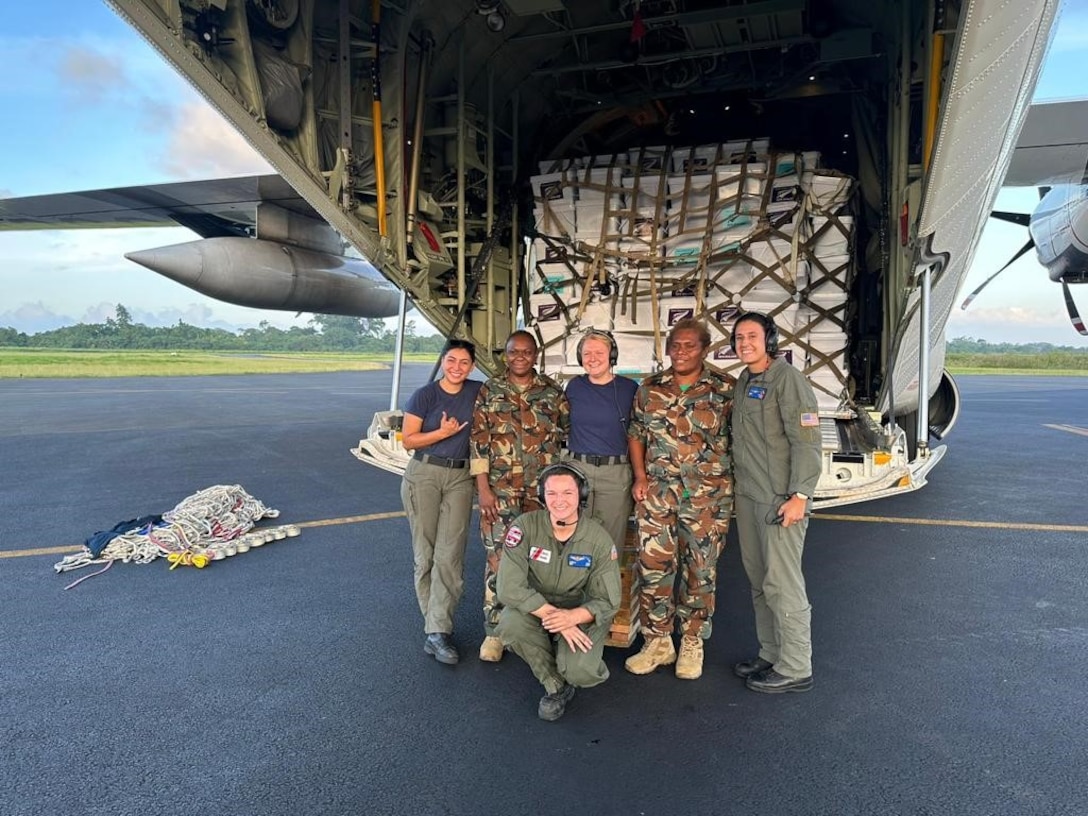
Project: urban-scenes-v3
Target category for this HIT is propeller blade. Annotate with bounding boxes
[960,238,1036,309]
[990,210,1032,227]
[1062,280,1088,335]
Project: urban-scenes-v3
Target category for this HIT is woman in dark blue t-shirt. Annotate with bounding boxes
[399,339,482,666]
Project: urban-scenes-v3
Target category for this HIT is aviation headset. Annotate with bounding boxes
[575,329,619,367]
[536,462,591,507]
[731,312,780,356]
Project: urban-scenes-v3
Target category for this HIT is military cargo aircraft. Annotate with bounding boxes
[2,0,1085,507]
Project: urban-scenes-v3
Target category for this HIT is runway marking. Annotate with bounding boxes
[6,510,1084,560]
[1043,423,1088,438]
[296,510,407,528]
[0,545,84,559]
[815,513,1088,534]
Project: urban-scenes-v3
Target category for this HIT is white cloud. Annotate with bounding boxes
[58,46,130,102]
[159,101,273,179]
[947,304,1088,346]
[0,301,77,333]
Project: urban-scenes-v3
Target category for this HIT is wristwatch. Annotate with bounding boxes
[793,492,809,501]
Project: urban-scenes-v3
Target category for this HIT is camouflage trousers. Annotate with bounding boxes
[635,485,731,640]
[480,490,542,635]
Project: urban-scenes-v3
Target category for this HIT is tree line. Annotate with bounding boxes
[1,307,1084,356]
[0,306,447,354]
[945,336,1086,354]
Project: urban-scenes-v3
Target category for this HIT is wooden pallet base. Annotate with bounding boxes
[606,525,641,648]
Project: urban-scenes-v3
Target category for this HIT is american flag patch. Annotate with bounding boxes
[801,412,820,427]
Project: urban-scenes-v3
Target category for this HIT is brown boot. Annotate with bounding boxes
[478,635,504,662]
[675,635,704,680]
[624,636,677,675]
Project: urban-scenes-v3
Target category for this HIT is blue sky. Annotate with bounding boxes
[1,0,1087,345]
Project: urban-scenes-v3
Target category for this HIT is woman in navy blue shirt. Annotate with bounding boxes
[400,339,482,666]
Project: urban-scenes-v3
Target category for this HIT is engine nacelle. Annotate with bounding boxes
[125,236,400,317]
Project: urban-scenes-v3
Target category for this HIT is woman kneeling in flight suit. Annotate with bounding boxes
[496,463,621,722]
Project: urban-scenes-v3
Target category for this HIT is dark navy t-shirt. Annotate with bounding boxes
[404,379,483,460]
[566,374,639,456]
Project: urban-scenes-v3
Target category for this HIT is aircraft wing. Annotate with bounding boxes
[1004,99,1088,187]
[0,174,321,238]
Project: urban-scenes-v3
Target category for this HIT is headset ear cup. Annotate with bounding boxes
[765,316,779,356]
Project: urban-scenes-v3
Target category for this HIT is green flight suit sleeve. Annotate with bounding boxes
[495,516,549,615]
[777,367,822,497]
[580,524,621,624]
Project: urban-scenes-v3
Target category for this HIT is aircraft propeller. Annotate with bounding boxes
[959,193,1088,336]
[958,209,1035,309]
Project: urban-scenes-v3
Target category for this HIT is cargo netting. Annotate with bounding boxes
[527,140,855,411]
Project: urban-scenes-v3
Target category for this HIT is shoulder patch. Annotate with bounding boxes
[504,525,523,548]
[610,545,618,561]
[800,412,820,427]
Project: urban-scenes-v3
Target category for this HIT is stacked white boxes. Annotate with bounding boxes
[527,142,856,409]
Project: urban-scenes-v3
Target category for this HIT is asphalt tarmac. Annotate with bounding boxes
[1,368,1086,816]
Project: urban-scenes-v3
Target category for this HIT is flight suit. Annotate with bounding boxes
[471,372,569,634]
[732,357,822,678]
[496,510,621,694]
[628,366,735,640]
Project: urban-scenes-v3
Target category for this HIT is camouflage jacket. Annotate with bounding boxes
[470,370,570,497]
[628,365,735,498]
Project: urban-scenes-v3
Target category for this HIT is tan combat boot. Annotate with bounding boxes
[624,636,677,675]
[479,635,504,662]
[675,635,704,680]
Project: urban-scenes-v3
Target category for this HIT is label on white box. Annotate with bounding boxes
[627,146,669,173]
[767,178,801,212]
[532,172,575,204]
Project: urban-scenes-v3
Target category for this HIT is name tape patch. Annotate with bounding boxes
[530,546,552,563]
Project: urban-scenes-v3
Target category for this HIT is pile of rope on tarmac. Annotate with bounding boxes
[54,484,294,587]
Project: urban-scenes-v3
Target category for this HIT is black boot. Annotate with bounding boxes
[424,633,460,665]
[538,683,576,721]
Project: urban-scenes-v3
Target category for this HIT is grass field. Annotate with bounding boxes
[945,351,1088,375]
[0,349,428,378]
[1,348,1085,378]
